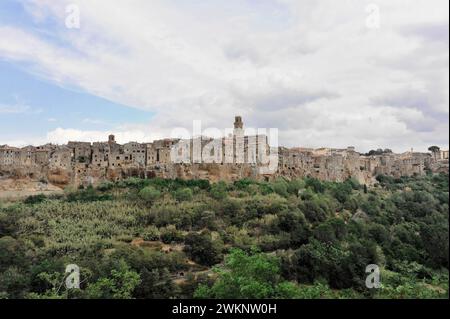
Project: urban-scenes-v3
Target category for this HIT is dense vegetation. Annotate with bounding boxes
[0,173,448,299]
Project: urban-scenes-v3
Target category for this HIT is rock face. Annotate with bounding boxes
[0,177,63,199]
[0,117,448,187]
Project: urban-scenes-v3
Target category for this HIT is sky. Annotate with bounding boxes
[0,0,448,152]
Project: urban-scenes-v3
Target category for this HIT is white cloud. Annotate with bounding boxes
[0,103,42,114]
[0,0,448,152]
[45,127,152,145]
[81,118,108,125]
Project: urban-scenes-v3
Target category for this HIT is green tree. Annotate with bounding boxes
[138,186,161,204]
[174,188,193,202]
[0,267,30,299]
[299,198,332,223]
[210,181,228,200]
[160,225,184,244]
[331,182,353,204]
[428,146,440,153]
[287,179,305,196]
[85,260,141,299]
[184,232,223,266]
[0,237,28,272]
[194,248,300,299]
[305,178,325,193]
[135,268,177,299]
[420,223,449,268]
[271,179,289,197]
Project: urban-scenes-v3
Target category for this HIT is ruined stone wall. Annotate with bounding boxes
[92,142,109,168]
[0,147,17,165]
[49,146,72,170]
[124,142,146,166]
[68,141,92,163]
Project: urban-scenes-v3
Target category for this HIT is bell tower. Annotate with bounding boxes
[233,116,244,164]
[234,116,243,130]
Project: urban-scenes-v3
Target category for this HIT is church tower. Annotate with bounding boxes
[234,116,243,130]
[233,116,245,164]
[108,134,115,144]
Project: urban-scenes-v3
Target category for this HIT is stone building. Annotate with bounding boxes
[49,146,72,169]
[34,149,50,166]
[124,142,147,166]
[147,139,180,165]
[19,146,36,166]
[68,141,92,164]
[0,116,447,187]
[0,146,18,165]
[92,142,110,168]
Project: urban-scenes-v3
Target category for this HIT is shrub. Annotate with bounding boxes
[174,188,193,202]
[24,194,46,205]
[66,186,112,202]
[141,226,161,241]
[85,260,141,299]
[185,179,210,190]
[300,198,332,223]
[271,179,289,197]
[287,179,305,196]
[160,225,184,244]
[331,182,353,204]
[194,248,300,299]
[305,178,325,193]
[210,182,228,200]
[138,186,161,204]
[97,181,114,192]
[184,232,223,266]
[233,179,255,191]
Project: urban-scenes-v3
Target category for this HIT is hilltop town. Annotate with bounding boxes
[0,117,448,191]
